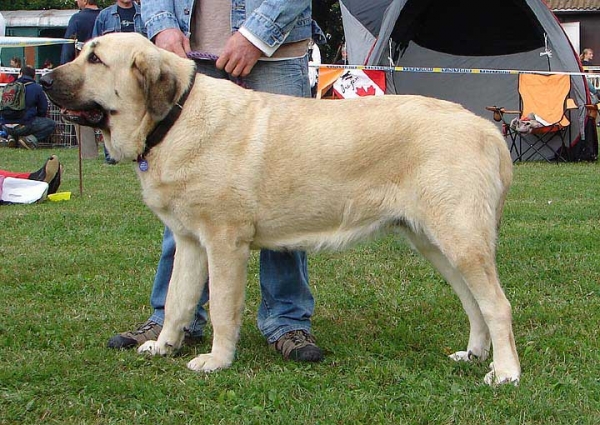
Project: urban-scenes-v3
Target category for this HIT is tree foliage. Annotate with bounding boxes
[2,0,113,10]
[313,0,344,63]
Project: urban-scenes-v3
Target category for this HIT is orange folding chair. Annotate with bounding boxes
[488,74,575,162]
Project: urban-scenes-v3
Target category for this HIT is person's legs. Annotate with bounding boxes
[241,56,322,360]
[5,124,29,148]
[29,117,56,142]
[1,125,17,148]
[7,117,56,149]
[257,250,314,339]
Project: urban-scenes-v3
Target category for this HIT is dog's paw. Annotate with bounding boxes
[137,340,175,356]
[187,353,232,373]
[483,362,520,386]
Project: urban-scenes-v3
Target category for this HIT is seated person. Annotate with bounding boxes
[0,57,21,84]
[0,155,63,195]
[0,66,56,149]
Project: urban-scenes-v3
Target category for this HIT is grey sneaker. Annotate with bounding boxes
[7,136,17,148]
[107,320,203,349]
[270,330,324,362]
[18,135,37,150]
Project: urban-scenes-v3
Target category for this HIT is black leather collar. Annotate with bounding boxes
[140,67,197,159]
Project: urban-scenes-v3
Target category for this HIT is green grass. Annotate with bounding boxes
[1,147,599,424]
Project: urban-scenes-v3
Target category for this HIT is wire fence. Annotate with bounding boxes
[43,101,78,148]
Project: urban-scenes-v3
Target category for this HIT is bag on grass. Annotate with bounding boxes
[0,177,48,204]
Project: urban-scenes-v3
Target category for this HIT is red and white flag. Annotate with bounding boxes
[332,70,386,99]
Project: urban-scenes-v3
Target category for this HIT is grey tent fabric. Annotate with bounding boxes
[340,0,598,161]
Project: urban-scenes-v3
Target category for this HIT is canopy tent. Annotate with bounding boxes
[339,0,598,161]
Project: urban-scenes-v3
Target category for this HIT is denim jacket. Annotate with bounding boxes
[142,0,323,50]
[92,2,146,38]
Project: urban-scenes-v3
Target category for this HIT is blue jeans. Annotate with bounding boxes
[4,116,56,145]
[148,56,314,343]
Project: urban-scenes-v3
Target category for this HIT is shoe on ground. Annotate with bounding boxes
[18,135,37,150]
[107,320,203,349]
[29,155,60,184]
[7,136,17,148]
[270,330,324,362]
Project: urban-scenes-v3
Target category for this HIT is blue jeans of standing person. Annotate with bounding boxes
[148,56,314,344]
[4,116,56,145]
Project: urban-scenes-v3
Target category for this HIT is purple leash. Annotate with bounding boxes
[186,51,247,87]
[187,51,220,61]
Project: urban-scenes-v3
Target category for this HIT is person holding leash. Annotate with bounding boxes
[107,0,327,363]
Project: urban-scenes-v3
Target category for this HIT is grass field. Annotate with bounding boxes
[1,147,599,424]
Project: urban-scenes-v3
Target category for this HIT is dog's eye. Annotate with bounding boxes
[88,53,102,64]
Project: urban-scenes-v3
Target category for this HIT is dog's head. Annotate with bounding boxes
[40,33,196,161]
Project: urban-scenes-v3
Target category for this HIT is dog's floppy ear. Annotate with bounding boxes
[132,50,179,122]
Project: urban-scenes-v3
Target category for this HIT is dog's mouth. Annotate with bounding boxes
[60,104,108,129]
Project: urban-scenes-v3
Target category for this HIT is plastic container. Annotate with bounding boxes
[48,191,72,202]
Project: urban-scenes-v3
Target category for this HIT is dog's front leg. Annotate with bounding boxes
[138,234,208,357]
[187,237,251,373]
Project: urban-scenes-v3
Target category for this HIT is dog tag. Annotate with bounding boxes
[138,158,149,172]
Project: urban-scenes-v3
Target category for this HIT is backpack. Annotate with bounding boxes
[0,81,32,120]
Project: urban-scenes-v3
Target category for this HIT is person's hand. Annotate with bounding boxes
[154,28,191,58]
[216,32,262,77]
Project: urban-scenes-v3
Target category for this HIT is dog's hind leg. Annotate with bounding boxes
[455,254,520,386]
[403,231,491,362]
[138,233,208,357]
[403,229,520,385]
[186,229,251,373]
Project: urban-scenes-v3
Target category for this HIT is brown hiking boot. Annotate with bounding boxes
[107,320,203,349]
[270,330,324,362]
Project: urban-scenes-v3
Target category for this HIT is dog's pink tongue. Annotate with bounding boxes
[61,109,104,124]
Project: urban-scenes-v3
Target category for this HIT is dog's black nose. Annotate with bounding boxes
[39,73,53,91]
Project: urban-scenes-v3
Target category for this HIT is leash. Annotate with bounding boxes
[186,51,248,87]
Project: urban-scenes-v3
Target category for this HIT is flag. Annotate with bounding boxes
[332,70,386,99]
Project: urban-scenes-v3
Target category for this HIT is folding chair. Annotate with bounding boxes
[487,74,575,163]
